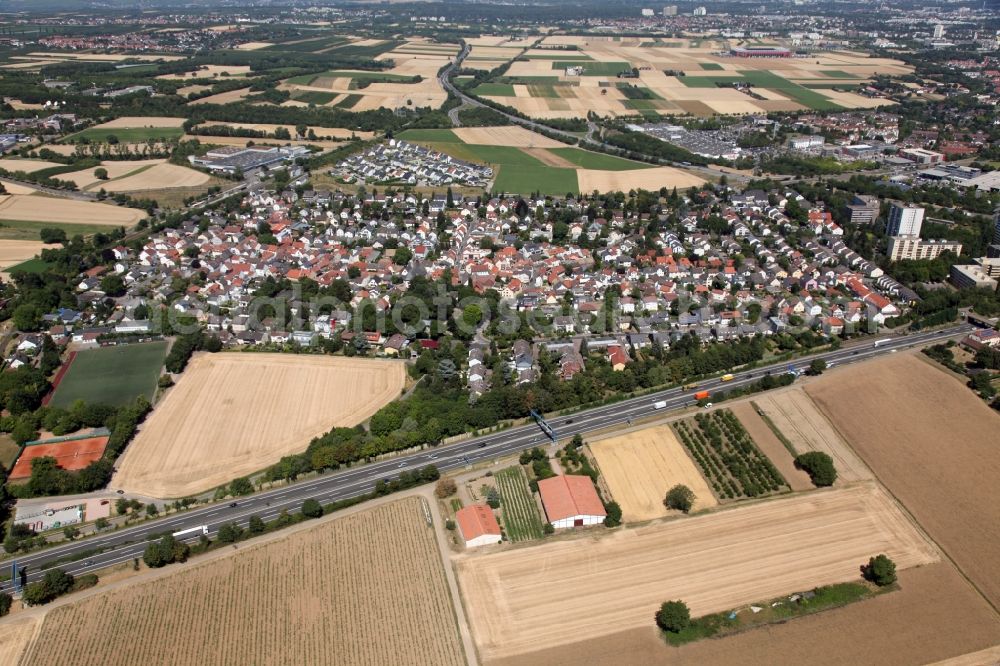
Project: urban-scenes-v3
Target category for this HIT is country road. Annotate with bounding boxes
[0,323,970,592]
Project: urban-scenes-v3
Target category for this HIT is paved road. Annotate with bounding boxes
[0,176,97,201]
[438,46,746,185]
[0,324,970,592]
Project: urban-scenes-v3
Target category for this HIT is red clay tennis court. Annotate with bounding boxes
[10,436,109,480]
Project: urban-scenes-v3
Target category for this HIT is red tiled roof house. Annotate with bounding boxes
[456,504,502,548]
[537,475,606,529]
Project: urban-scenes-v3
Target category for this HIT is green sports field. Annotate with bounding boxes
[50,341,168,408]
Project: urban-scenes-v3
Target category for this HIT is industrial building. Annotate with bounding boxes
[950,260,1000,290]
[189,145,309,175]
[730,46,791,57]
[845,194,880,225]
[887,236,962,262]
[898,147,944,164]
[887,203,925,237]
[537,475,606,529]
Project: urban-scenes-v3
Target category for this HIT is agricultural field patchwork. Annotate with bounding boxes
[471,35,907,118]
[398,125,702,194]
[19,498,466,666]
[49,341,168,409]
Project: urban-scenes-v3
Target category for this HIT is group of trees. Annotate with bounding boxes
[794,451,837,487]
[143,534,190,568]
[21,568,78,606]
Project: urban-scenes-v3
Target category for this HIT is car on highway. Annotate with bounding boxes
[228,502,238,508]
[565,418,574,424]
[477,442,487,448]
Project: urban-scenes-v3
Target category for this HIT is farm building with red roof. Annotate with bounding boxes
[456,504,502,548]
[537,475,606,529]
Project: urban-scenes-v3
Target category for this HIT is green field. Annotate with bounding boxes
[472,82,516,96]
[334,94,362,109]
[293,91,338,105]
[329,40,404,58]
[0,434,19,470]
[49,341,168,409]
[5,257,54,274]
[679,70,843,110]
[549,147,654,170]
[699,62,725,71]
[398,128,461,143]
[65,126,184,144]
[820,70,856,78]
[551,61,632,76]
[265,35,349,53]
[0,219,120,242]
[494,165,577,195]
[494,466,545,541]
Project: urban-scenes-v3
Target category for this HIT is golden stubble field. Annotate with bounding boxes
[806,353,1000,608]
[456,482,938,661]
[588,424,717,520]
[18,498,466,666]
[113,353,405,498]
[0,195,146,226]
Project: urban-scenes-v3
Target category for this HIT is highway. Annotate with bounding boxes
[0,324,970,591]
[437,45,747,185]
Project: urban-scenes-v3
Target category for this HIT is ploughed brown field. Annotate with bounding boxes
[456,482,937,661]
[806,353,1000,608]
[17,498,465,666]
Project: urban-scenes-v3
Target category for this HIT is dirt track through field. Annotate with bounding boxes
[457,482,938,660]
[20,498,465,666]
[754,389,872,482]
[807,353,1000,609]
[113,353,404,498]
[729,402,812,491]
[588,425,717,520]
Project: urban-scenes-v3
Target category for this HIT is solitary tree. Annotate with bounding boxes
[795,451,837,487]
[863,554,897,586]
[665,484,696,513]
[655,600,691,633]
[94,167,108,180]
[808,358,827,375]
[248,515,266,534]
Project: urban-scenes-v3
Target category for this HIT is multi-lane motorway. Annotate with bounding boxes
[0,324,970,591]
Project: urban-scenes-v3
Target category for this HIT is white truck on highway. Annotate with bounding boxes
[172,525,209,539]
[653,400,667,410]
[873,338,892,348]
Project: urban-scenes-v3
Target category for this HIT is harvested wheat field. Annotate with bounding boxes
[451,125,566,148]
[729,402,812,491]
[113,353,405,498]
[577,167,704,192]
[0,180,41,195]
[0,159,62,174]
[60,159,165,190]
[93,116,187,129]
[100,162,209,192]
[588,424,717,520]
[807,353,1000,608]
[0,195,145,226]
[457,482,937,661]
[490,561,1000,666]
[0,615,41,666]
[19,498,465,666]
[752,390,872,483]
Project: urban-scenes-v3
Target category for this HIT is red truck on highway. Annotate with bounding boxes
[693,390,711,401]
